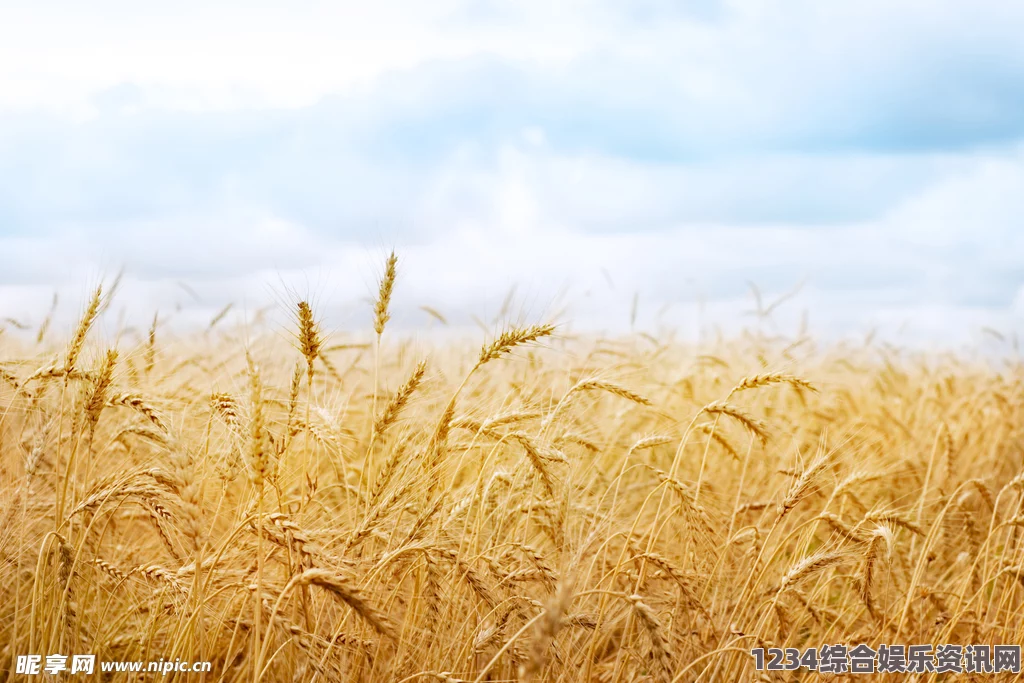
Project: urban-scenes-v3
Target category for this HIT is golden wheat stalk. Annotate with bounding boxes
[375,360,427,436]
[699,400,770,446]
[476,324,556,369]
[727,372,817,398]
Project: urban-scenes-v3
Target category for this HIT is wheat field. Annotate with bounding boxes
[2,258,1023,682]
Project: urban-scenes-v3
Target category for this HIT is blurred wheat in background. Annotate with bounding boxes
[1,254,1023,682]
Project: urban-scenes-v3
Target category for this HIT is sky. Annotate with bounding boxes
[0,0,1022,346]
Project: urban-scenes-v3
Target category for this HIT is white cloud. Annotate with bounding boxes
[2,139,1021,344]
[1,0,1022,345]
[0,0,598,111]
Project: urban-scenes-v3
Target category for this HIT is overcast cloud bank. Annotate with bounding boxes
[1,0,1022,347]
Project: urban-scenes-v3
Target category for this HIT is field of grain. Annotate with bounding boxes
[2,260,1023,682]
